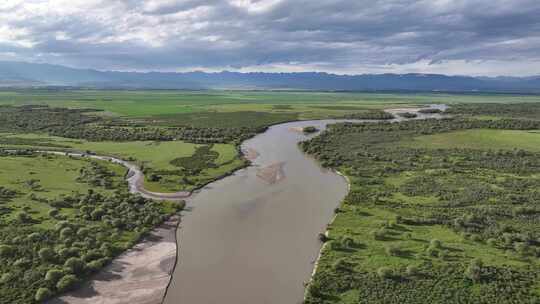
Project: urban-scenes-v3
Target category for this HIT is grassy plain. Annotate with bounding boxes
[0,133,244,192]
[2,90,540,123]
[0,154,126,228]
[405,129,540,151]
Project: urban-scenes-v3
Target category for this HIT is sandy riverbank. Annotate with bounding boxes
[47,216,180,304]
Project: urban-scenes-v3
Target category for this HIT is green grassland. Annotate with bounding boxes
[0,154,125,228]
[404,129,540,151]
[0,133,245,192]
[301,117,540,304]
[2,90,540,125]
[0,151,183,303]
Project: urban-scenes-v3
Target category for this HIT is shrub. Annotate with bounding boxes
[385,245,402,256]
[64,257,85,274]
[333,258,351,271]
[0,244,14,258]
[0,272,13,284]
[514,242,529,257]
[77,227,91,238]
[405,265,419,276]
[48,208,59,218]
[45,269,64,284]
[60,227,74,239]
[318,233,329,243]
[303,126,319,133]
[16,211,32,223]
[35,287,53,302]
[465,259,483,282]
[56,274,79,292]
[14,258,31,267]
[377,267,393,279]
[438,250,449,260]
[341,236,355,248]
[27,232,42,242]
[430,239,442,249]
[371,228,387,240]
[426,247,439,257]
[470,234,483,242]
[39,247,56,262]
[86,260,104,273]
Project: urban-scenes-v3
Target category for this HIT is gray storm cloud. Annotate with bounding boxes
[0,0,539,76]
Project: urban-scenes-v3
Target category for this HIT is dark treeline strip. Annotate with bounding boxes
[447,102,540,119]
[341,110,395,120]
[0,105,262,144]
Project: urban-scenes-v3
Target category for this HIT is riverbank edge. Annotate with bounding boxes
[303,168,351,301]
[46,214,182,304]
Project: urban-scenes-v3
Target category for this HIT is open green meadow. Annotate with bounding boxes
[0,154,126,228]
[2,90,540,124]
[0,133,244,192]
[404,129,540,151]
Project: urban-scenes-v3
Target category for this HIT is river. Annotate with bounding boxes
[163,105,446,304]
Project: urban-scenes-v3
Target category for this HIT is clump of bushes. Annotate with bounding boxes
[377,267,393,279]
[303,126,319,134]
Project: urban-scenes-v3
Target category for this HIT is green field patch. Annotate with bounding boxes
[149,111,298,128]
[0,133,244,192]
[405,129,540,151]
[0,154,126,228]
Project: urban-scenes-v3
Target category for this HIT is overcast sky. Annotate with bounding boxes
[1,0,539,76]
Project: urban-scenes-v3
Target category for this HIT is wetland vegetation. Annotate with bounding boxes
[301,105,540,304]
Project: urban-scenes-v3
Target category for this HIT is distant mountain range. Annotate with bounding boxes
[1,61,539,92]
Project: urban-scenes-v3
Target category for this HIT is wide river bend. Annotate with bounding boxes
[163,106,446,304]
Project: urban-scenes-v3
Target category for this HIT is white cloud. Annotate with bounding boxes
[0,0,539,76]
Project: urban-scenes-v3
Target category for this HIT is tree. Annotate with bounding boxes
[430,239,442,249]
[39,247,56,262]
[35,287,53,302]
[465,259,483,282]
[48,208,59,218]
[60,227,74,239]
[377,267,393,279]
[64,257,85,274]
[16,211,32,223]
[405,265,419,276]
[45,269,64,284]
[514,242,529,257]
[0,244,14,258]
[56,274,79,292]
[385,245,402,256]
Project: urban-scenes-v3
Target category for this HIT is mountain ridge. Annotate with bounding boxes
[1,61,539,92]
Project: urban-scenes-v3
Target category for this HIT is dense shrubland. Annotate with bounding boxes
[0,189,183,304]
[0,105,263,144]
[447,102,540,119]
[341,110,395,120]
[301,116,540,303]
[0,152,184,303]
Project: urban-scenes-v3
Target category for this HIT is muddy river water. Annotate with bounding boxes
[163,105,446,304]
